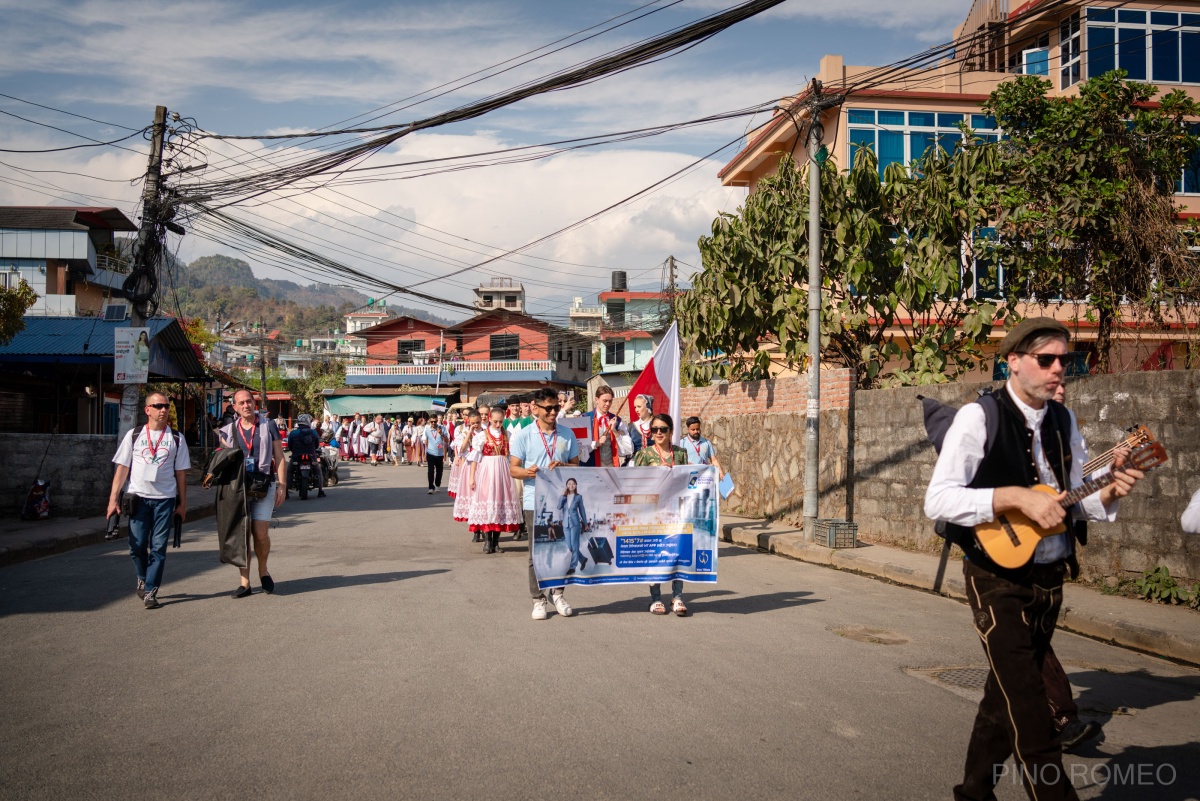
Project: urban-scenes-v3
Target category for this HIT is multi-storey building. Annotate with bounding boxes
[718,0,1200,372]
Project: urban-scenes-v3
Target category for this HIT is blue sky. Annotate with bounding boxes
[0,0,969,319]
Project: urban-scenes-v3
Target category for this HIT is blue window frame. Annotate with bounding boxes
[1088,8,1200,84]
[846,108,999,180]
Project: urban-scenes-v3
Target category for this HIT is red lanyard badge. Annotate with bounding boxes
[690,438,703,457]
[539,429,558,461]
[237,420,257,452]
[145,426,169,460]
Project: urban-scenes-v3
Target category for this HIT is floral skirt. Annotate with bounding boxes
[467,456,523,532]
[452,460,474,522]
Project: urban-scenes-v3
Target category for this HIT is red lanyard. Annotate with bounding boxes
[145,426,168,459]
[653,443,674,465]
[689,437,703,457]
[539,428,558,461]
[237,420,257,452]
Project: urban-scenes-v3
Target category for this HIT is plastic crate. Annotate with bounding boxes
[815,519,858,549]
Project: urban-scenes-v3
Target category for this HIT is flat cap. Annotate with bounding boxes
[998,317,1070,358]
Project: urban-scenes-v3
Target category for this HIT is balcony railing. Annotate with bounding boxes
[95,254,131,274]
[347,360,553,376]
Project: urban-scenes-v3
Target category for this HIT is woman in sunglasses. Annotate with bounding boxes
[632,413,690,616]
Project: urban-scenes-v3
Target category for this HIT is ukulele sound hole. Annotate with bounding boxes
[997,515,1021,547]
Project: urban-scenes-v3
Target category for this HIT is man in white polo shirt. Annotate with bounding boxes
[107,392,190,609]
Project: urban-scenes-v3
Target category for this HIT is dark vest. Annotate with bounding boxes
[945,389,1083,579]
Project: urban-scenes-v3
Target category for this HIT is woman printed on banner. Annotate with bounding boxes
[467,407,524,554]
[452,409,483,526]
[633,413,690,617]
[556,477,590,576]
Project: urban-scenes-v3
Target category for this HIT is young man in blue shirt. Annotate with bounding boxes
[683,416,723,476]
[509,387,581,620]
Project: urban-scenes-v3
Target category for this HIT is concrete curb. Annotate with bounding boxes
[0,501,216,569]
[721,520,1200,667]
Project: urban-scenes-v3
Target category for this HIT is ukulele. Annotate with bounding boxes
[1081,425,1154,476]
[974,435,1168,569]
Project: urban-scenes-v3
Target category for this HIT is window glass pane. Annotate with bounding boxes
[909,132,936,163]
[937,113,964,127]
[975,258,1002,299]
[938,132,962,155]
[971,114,997,130]
[1184,147,1200,193]
[1118,27,1147,80]
[1184,14,1200,27]
[877,110,904,126]
[979,133,999,143]
[908,111,936,127]
[850,129,875,169]
[1088,26,1116,77]
[878,130,904,177]
[847,109,874,124]
[1117,10,1145,24]
[1185,32,1200,82]
[1024,48,1050,75]
[1151,12,1179,26]
[1087,7,1115,22]
[1061,66,1071,88]
[1153,30,1180,82]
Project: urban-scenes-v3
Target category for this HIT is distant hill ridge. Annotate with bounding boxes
[183,254,452,326]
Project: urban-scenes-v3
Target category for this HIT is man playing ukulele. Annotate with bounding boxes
[924,318,1143,801]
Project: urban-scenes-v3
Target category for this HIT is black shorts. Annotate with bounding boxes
[368,441,384,455]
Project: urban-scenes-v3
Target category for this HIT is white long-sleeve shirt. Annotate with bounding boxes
[1183,488,1200,534]
[924,382,1116,564]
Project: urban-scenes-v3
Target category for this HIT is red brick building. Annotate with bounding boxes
[359,316,448,365]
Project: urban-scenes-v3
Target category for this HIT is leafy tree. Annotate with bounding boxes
[179,317,219,353]
[293,360,346,416]
[0,279,37,346]
[982,73,1200,372]
[678,147,1004,388]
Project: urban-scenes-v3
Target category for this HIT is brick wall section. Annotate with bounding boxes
[680,369,855,420]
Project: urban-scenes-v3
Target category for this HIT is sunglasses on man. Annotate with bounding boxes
[535,403,561,413]
[146,403,170,410]
[1014,352,1070,369]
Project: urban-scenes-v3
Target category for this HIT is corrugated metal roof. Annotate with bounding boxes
[0,206,137,232]
[0,316,206,378]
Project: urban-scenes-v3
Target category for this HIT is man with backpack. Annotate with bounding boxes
[107,392,190,610]
[924,318,1143,801]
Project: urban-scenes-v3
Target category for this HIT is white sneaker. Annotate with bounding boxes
[427,489,434,495]
[532,599,548,620]
[551,592,575,618]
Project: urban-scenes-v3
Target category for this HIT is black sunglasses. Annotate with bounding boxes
[536,404,561,412]
[650,426,671,434]
[1014,352,1069,369]
[147,403,170,410]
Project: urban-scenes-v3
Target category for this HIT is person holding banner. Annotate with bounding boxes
[510,388,580,620]
[468,407,523,553]
[634,413,690,616]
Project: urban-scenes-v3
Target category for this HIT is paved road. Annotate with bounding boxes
[2,462,1198,801]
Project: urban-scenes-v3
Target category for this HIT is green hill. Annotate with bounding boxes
[162,254,450,336]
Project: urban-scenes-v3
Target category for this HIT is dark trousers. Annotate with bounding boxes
[956,559,1078,801]
[1042,646,1078,731]
[427,454,444,489]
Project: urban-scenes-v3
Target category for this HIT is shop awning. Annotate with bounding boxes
[324,394,444,417]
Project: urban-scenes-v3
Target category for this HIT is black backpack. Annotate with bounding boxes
[130,424,184,471]
[917,391,1000,542]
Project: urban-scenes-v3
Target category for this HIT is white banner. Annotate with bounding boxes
[114,327,150,384]
[532,465,719,591]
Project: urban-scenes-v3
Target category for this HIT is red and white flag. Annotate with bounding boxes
[628,321,681,444]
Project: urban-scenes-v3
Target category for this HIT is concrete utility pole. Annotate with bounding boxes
[258,317,269,414]
[801,80,843,543]
[666,255,677,322]
[118,105,168,440]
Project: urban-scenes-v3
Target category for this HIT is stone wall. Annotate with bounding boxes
[704,369,1199,583]
[683,371,856,523]
[2,434,209,520]
[3,434,119,519]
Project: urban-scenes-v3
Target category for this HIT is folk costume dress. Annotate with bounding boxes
[452,428,479,522]
[466,425,523,534]
[447,426,469,499]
